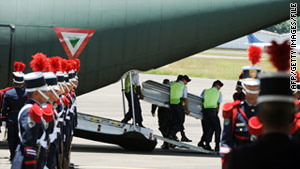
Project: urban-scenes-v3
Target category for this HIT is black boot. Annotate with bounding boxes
[203,142,213,151]
[180,131,192,142]
[197,141,205,148]
[161,142,169,150]
[137,123,145,128]
[214,143,220,152]
[121,119,128,124]
[168,131,179,141]
[69,163,75,169]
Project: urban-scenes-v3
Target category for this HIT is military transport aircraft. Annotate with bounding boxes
[247,34,300,51]
[0,0,299,151]
[0,0,298,95]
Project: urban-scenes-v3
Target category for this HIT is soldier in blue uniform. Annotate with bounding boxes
[220,66,260,168]
[232,80,245,101]
[62,72,73,169]
[55,71,67,169]
[11,72,49,169]
[36,71,60,169]
[64,69,78,169]
[1,61,28,161]
[227,40,300,169]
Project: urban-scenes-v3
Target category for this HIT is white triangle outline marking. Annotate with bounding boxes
[61,32,88,56]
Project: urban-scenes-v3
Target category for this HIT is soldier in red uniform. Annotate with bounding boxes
[227,40,300,169]
[220,45,262,168]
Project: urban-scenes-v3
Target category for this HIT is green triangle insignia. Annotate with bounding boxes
[68,37,80,48]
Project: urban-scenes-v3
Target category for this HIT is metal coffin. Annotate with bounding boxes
[142,80,203,119]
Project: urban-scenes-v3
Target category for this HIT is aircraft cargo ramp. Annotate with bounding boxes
[142,80,203,119]
[153,135,215,154]
[74,112,157,151]
[74,112,214,154]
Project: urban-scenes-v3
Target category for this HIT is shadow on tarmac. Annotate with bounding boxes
[71,143,220,158]
[0,141,220,158]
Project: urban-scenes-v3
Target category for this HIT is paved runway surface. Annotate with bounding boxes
[0,74,236,169]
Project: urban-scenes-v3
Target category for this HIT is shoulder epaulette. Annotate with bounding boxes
[248,116,263,136]
[222,100,240,119]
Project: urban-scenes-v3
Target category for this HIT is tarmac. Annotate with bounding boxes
[0,74,236,169]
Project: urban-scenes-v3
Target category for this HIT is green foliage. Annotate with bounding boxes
[146,57,279,80]
[264,17,300,34]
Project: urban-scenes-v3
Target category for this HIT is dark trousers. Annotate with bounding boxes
[200,118,207,143]
[123,92,143,124]
[203,108,221,143]
[64,118,73,169]
[157,107,171,137]
[169,103,185,136]
[37,147,47,169]
[7,121,20,160]
[47,141,58,169]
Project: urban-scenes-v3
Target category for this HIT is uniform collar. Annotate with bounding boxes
[28,98,41,106]
[179,81,184,85]
[244,100,257,107]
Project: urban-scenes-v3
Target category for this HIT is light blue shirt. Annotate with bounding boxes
[179,81,188,98]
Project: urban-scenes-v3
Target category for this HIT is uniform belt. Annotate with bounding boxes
[37,132,47,149]
[66,116,70,120]
[57,118,64,122]
[49,130,57,143]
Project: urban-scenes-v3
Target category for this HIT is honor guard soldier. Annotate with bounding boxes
[56,70,67,169]
[37,70,60,169]
[168,75,191,141]
[46,56,65,169]
[121,72,145,127]
[11,71,49,169]
[227,40,300,169]
[67,59,79,169]
[220,45,262,168]
[71,59,79,129]
[232,80,245,101]
[1,61,28,161]
[61,59,77,169]
[63,70,73,169]
[64,62,78,169]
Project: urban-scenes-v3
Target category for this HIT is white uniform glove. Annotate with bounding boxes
[2,122,6,128]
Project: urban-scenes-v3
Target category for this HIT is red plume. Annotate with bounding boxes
[248,45,262,65]
[238,72,243,79]
[30,53,48,72]
[19,62,26,72]
[14,62,20,72]
[74,59,80,72]
[71,60,77,71]
[49,56,61,74]
[66,60,73,73]
[61,59,68,73]
[267,40,291,72]
[296,71,300,82]
[14,61,26,72]
[43,58,51,72]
